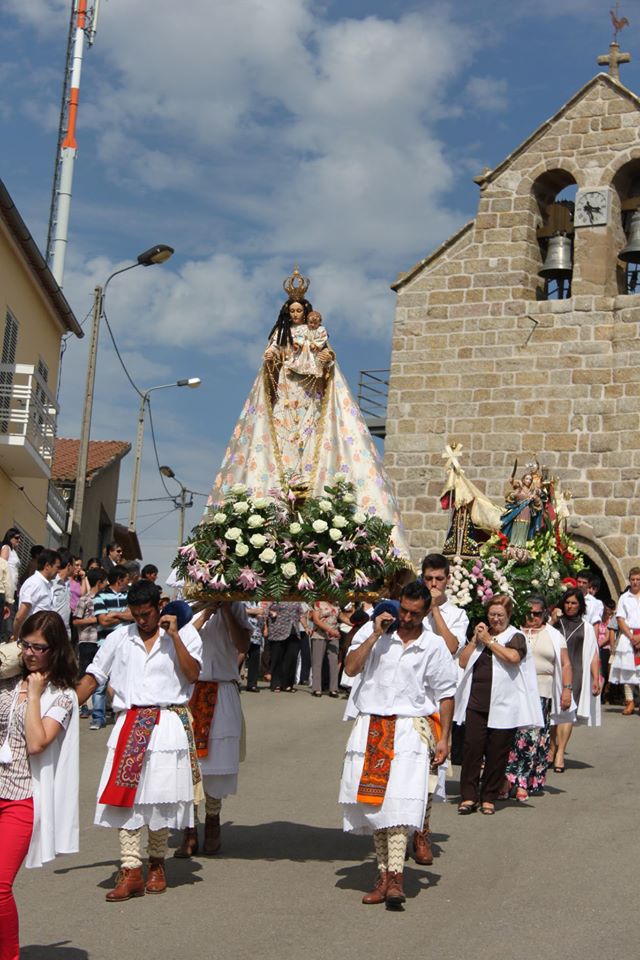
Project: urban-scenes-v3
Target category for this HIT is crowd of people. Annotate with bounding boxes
[0,530,639,955]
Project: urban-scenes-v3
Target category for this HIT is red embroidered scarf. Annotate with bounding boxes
[356,714,396,806]
[99,707,160,808]
[189,681,219,758]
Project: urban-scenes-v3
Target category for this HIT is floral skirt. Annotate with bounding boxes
[504,697,551,793]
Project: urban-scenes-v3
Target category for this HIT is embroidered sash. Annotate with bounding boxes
[168,705,204,805]
[189,681,219,758]
[356,714,396,806]
[99,707,160,807]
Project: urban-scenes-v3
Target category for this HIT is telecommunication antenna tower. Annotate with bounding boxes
[46,0,101,287]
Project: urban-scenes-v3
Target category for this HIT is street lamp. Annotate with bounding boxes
[159,464,194,550]
[71,244,175,551]
[128,378,201,533]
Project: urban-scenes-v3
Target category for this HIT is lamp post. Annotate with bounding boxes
[159,465,194,550]
[128,378,201,534]
[70,244,174,552]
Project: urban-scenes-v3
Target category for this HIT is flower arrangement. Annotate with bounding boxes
[446,529,584,623]
[173,475,410,602]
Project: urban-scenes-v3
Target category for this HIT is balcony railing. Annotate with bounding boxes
[357,369,389,439]
[0,363,58,474]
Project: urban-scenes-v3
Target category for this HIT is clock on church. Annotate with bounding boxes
[574,188,611,227]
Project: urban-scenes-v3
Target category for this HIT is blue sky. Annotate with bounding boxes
[1,0,637,578]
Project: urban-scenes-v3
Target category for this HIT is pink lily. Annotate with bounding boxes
[237,568,264,591]
[315,550,335,573]
[297,572,315,591]
[329,568,344,587]
[353,569,370,589]
[210,573,229,591]
[370,548,384,566]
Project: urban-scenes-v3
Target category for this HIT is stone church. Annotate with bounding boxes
[384,45,640,596]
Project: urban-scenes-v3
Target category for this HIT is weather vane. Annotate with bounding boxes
[610,4,630,41]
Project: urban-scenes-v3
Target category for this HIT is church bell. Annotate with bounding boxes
[618,209,640,264]
[538,234,573,280]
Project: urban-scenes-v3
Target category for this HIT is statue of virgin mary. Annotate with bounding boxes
[207,267,410,555]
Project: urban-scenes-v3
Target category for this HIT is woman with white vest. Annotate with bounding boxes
[0,610,79,960]
[549,587,601,773]
[502,596,574,801]
[455,595,543,816]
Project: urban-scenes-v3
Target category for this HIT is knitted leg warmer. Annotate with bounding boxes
[387,827,410,873]
[422,791,433,831]
[147,827,169,860]
[373,829,388,872]
[119,828,143,870]
[205,795,222,817]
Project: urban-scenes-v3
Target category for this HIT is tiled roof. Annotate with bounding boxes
[52,438,131,485]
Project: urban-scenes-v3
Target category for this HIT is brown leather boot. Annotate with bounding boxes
[385,871,406,907]
[145,858,167,894]
[413,829,433,865]
[105,867,145,902]
[622,700,635,715]
[362,870,389,904]
[173,827,199,859]
[203,814,221,855]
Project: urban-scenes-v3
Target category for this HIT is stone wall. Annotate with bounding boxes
[384,74,640,592]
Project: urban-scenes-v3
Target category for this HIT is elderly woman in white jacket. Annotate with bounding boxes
[455,595,543,816]
[502,596,574,801]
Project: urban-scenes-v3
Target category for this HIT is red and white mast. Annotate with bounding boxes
[46,0,101,287]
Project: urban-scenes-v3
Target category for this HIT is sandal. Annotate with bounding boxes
[457,801,478,815]
[480,803,495,815]
[312,691,322,698]
[515,788,529,803]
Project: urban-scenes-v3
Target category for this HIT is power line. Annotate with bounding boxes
[0,465,48,520]
[101,304,143,398]
[139,507,178,535]
[146,400,173,497]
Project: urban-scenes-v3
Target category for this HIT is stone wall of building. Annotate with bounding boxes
[384,74,640,592]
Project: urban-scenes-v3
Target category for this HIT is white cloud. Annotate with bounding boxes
[465,75,509,112]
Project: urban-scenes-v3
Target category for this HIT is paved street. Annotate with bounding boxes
[16,690,639,960]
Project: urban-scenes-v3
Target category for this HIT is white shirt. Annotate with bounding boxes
[425,600,469,655]
[199,602,250,682]
[51,576,71,636]
[616,591,640,630]
[352,626,458,718]
[87,622,203,711]
[19,571,54,615]
[585,593,604,625]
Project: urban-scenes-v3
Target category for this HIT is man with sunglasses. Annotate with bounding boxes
[11,550,61,641]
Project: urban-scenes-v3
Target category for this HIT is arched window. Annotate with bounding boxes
[613,158,640,295]
[532,170,577,301]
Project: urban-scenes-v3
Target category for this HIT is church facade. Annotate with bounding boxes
[384,59,640,595]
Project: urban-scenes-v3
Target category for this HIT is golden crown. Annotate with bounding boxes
[282,265,310,302]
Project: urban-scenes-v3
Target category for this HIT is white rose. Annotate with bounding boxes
[281,562,297,579]
[318,500,332,513]
[247,514,264,528]
[329,528,341,541]
[342,493,355,503]
[289,522,302,535]
[233,501,249,515]
[235,542,249,557]
[225,527,242,541]
[213,512,227,524]
[249,533,266,548]
[531,579,540,587]
[312,519,328,533]
[259,548,277,564]
[333,472,345,483]
[252,497,269,509]
[231,483,247,495]
[332,515,348,528]
[547,579,555,587]
[353,511,367,524]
